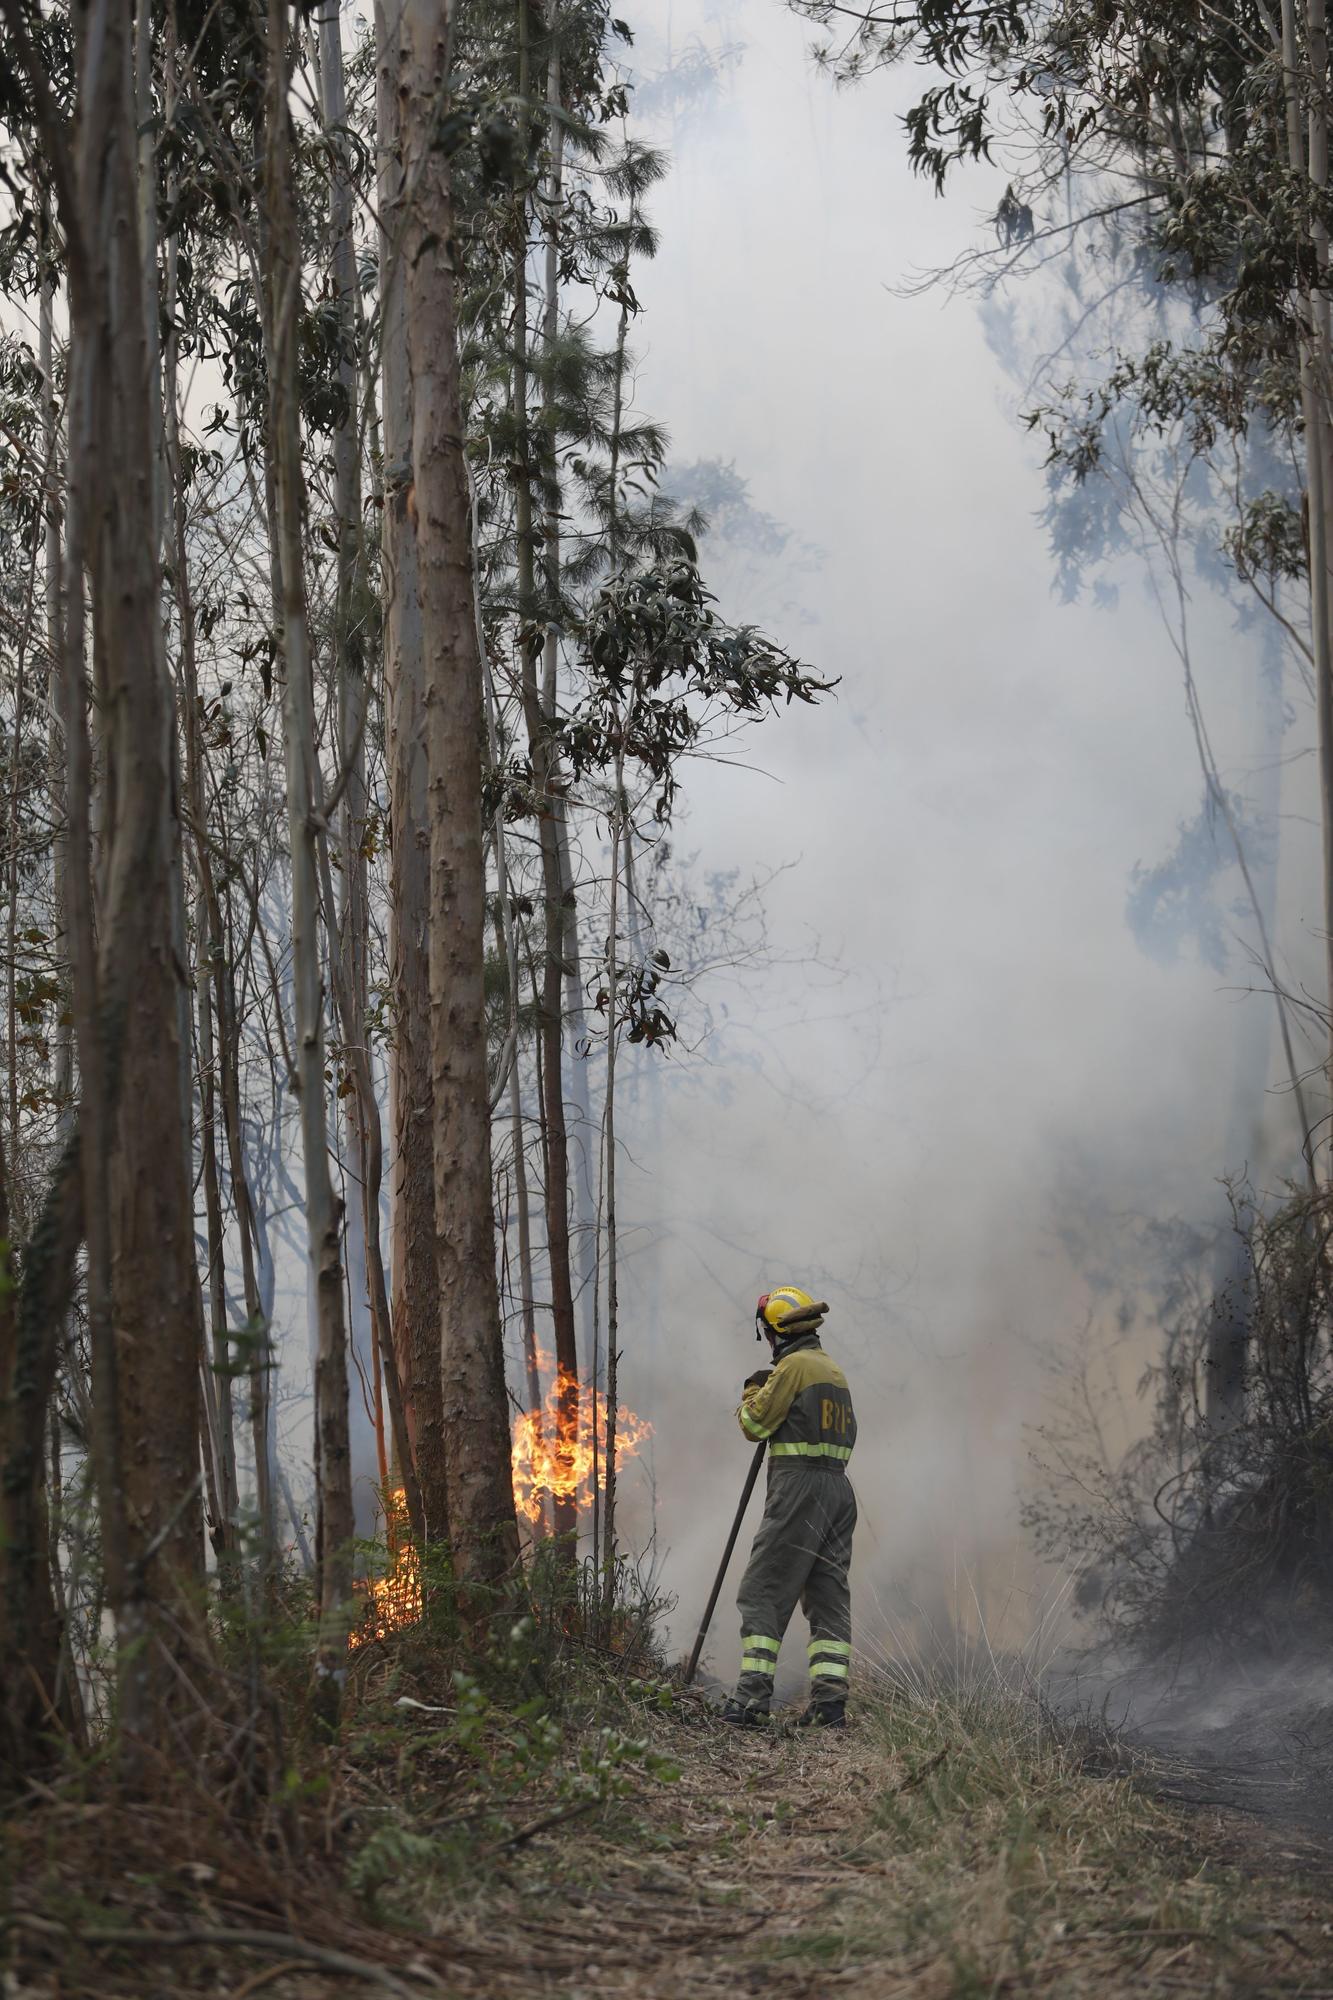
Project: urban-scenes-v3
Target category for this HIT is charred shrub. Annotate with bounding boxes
[1027,1190,1333,1656]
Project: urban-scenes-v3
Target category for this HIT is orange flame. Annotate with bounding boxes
[348,1357,655,1646]
[510,1346,654,1527]
[349,1488,421,1648]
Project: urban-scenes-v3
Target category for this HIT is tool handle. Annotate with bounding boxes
[683,1441,767,1686]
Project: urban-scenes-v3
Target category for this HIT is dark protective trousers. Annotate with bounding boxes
[733,1464,856,1711]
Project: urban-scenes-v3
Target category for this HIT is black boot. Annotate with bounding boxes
[720,1695,771,1729]
[798,1699,846,1729]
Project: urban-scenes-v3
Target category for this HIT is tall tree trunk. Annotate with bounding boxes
[599,750,625,1632]
[161,21,265,1561]
[512,0,580,1548]
[377,0,450,1546]
[216,932,278,1548]
[318,0,413,1546]
[482,629,543,1451]
[400,0,521,1597]
[1308,0,1333,1132]
[538,13,598,1385]
[1283,0,1333,1149]
[312,824,426,1547]
[263,0,354,1710]
[63,0,205,1754]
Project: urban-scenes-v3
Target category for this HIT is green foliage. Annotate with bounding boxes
[565,561,835,821]
[796,0,1319,628]
[0,0,833,1798]
[1225,488,1308,582]
[340,1598,681,1921]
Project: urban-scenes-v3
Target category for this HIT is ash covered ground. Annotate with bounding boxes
[1054,1652,1333,1843]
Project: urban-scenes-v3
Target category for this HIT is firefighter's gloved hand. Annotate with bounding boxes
[744,1368,772,1392]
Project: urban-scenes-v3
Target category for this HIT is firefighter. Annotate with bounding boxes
[720,1285,857,1730]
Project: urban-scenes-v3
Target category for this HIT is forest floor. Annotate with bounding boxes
[12,1665,1333,1999]
[1060,1651,1333,1844]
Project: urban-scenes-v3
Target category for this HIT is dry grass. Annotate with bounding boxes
[8,1671,1333,1997]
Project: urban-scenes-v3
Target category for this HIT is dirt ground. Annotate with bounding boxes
[14,1674,1333,1999]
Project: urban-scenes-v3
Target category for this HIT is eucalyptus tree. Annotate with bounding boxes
[0,0,838,1772]
[2,0,206,1763]
[398,0,523,1596]
[792,0,1333,1125]
[0,316,77,1773]
[375,0,450,1547]
[447,0,835,1583]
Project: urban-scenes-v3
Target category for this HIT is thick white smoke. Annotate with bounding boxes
[603,0,1325,1685]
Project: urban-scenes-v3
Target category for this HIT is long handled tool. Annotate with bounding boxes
[684,1442,767,1685]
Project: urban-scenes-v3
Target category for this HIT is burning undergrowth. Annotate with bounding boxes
[350,1364,655,1649]
[1028,1187,1333,1660]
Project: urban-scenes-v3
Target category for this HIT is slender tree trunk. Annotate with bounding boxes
[263,0,354,1709]
[537,9,597,1383]
[313,823,426,1547]
[1206,630,1286,1424]
[482,657,543,1447]
[509,1067,543,1410]
[216,941,277,1549]
[4,584,25,1228]
[600,752,625,1633]
[1307,0,1333,1127]
[400,0,521,1597]
[512,0,579,1547]
[314,0,381,1542]
[1283,0,1333,1149]
[159,36,250,1561]
[197,903,239,1542]
[63,0,205,1754]
[0,337,80,1770]
[377,0,450,1547]
[539,0,565,722]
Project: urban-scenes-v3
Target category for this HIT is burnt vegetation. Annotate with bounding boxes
[1029,1194,1333,1658]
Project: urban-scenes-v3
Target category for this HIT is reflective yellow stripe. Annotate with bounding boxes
[808,1640,851,1657]
[742,1634,780,1656]
[768,1442,852,1460]
[809,1661,849,1679]
[739,1408,769,1441]
[740,1655,777,1676]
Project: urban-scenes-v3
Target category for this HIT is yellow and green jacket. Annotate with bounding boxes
[737,1332,856,1468]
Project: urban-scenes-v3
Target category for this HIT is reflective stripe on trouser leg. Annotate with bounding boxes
[808,1637,850,1698]
[808,1639,850,1673]
[741,1633,780,1675]
[736,1631,778,1707]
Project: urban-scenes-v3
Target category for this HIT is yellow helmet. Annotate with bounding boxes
[755,1285,827,1342]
